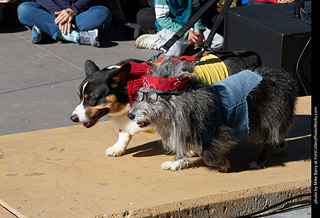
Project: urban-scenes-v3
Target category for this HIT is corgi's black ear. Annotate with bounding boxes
[85,60,100,76]
[111,63,132,86]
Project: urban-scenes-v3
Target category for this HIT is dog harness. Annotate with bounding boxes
[156,54,229,84]
[200,70,263,151]
[184,54,228,84]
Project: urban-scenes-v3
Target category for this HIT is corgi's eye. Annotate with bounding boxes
[86,97,97,106]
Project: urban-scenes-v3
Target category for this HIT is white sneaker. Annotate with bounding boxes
[77,29,100,47]
[135,34,160,50]
[208,33,224,51]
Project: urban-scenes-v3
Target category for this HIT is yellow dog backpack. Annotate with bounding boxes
[155,54,229,84]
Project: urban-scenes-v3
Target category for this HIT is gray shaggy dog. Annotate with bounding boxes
[128,57,298,171]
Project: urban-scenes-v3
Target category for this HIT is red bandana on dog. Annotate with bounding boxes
[143,76,188,90]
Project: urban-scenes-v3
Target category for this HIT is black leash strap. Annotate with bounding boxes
[147,0,219,65]
[193,0,234,67]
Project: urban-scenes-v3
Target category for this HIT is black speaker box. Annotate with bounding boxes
[224,2,311,95]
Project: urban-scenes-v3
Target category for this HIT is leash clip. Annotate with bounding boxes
[146,47,167,65]
[192,47,205,69]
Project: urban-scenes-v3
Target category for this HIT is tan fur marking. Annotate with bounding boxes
[106,94,117,103]
[106,94,127,114]
[112,74,122,84]
[119,129,127,133]
[112,65,130,85]
[85,107,99,117]
[85,94,127,118]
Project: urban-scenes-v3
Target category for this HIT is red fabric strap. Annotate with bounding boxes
[155,54,199,64]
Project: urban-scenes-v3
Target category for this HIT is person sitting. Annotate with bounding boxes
[17,0,112,47]
[135,0,223,57]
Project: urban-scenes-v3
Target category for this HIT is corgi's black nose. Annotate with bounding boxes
[70,114,79,122]
[127,113,135,120]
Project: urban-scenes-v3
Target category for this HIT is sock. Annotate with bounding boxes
[57,29,79,43]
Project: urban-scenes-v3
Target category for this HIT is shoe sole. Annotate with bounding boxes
[32,26,42,44]
[88,29,100,47]
[94,30,100,47]
[135,34,158,48]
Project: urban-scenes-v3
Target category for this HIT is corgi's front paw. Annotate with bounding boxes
[105,145,125,157]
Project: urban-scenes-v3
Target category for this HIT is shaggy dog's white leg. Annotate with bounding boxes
[161,159,188,171]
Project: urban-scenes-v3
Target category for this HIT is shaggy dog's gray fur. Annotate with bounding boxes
[128,57,298,171]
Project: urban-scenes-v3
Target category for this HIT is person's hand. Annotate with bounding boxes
[55,8,76,34]
[186,29,205,48]
[193,29,205,48]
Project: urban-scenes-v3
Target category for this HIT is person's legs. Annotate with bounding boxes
[17,2,60,40]
[156,28,190,57]
[202,27,224,51]
[135,28,190,57]
[18,3,105,46]
[58,5,112,46]
[73,5,112,32]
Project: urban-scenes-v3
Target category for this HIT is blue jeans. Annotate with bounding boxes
[17,2,112,40]
[200,70,263,151]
